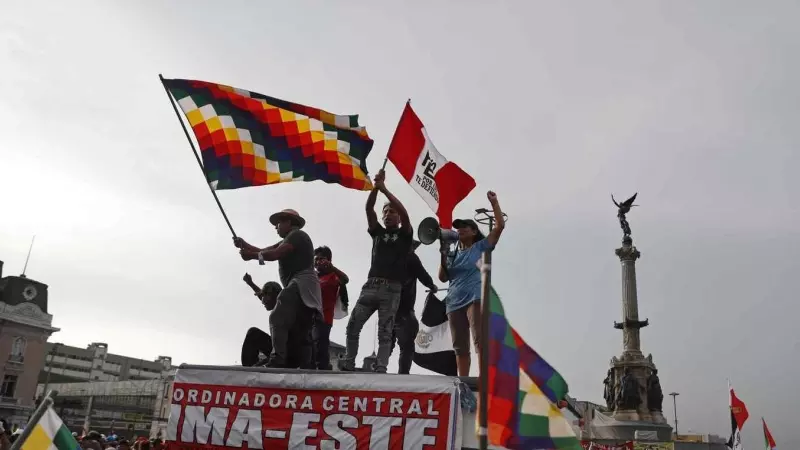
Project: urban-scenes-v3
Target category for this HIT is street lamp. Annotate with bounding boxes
[669,392,679,436]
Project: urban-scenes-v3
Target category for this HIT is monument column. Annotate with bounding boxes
[599,194,669,435]
[616,237,645,358]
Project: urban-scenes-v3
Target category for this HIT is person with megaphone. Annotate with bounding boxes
[438,190,505,376]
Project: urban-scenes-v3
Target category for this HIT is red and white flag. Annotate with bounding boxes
[727,381,749,450]
[387,102,476,228]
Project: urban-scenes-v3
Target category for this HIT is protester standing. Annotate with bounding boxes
[438,191,505,376]
[340,169,413,373]
[313,246,349,370]
[391,240,437,374]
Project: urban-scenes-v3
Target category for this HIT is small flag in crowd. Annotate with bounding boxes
[387,102,476,228]
[413,293,457,376]
[762,418,777,450]
[20,405,79,450]
[486,288,580,450]
[162,78,374,191]
[727,382,749,450]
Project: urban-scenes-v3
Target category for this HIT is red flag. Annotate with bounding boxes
[763,418,777,450]
[387,102,476,228]
[727,383,749,450]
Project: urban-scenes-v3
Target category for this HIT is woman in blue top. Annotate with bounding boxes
[438,190,505,376]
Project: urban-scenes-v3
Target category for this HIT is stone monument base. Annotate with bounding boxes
[613,409,669,425]
[585,418,673,443]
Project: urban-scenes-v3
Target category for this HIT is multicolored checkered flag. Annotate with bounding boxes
[486,287,581,450]
[162,78,374,192]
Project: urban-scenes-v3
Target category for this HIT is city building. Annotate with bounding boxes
[37,340,347,438]
[36,342,176,438]
[37,378,172,439]
[39,341,173,385]
[0,260,60,425]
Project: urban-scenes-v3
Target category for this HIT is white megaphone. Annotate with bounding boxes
[417,217,460,245]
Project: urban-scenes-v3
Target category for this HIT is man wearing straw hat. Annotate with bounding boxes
[234,208,322,368]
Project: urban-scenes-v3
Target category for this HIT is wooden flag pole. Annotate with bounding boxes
[159,74,237,238]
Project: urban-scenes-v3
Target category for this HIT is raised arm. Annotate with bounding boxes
[242,273,262,295]
[486,191,505,247]
[375,169,412,233]
[366,185,380,230]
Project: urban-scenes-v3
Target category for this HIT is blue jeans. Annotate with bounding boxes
[342,279,401,372]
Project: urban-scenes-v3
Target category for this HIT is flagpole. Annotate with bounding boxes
[10,391,58,450]
[476,209,496,450]
[158,74,237,238]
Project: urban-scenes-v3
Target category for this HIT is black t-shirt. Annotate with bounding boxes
[278,228,314,287]
[367,225,413,282]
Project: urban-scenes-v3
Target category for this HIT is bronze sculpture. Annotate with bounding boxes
[603,369,616,410]
[647,369,664,411]
[612,193,638,237]
[616,367,641,410]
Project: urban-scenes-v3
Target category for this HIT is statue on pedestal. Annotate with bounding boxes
[603,369,616,411]
[616,368,641,410]
[647,369,664,411]
[612,193,638,237]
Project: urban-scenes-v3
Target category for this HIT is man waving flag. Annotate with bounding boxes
[727,382,749,450]
[387,102,476,228]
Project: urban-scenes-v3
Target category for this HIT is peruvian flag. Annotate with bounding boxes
[727,382,749,450]
[387,102,476,228]
[762,418,777,450]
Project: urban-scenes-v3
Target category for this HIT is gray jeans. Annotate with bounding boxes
[342,279,401,372]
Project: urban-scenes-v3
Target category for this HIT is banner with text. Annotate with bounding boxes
[165,368,461,450]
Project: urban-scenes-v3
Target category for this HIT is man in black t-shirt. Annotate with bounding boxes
[390,241,438,374]
[340,169,413,373]
[234,209,322,368]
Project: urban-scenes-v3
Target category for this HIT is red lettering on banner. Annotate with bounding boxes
[166,382,452,450]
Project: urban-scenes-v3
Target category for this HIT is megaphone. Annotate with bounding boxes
[417,217,460,245]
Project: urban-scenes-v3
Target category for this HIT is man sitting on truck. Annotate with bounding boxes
[390,240,438,374]
[234,208,322,368]
[240,276,311,368]
[340,169,413,373]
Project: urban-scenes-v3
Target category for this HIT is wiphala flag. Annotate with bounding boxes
[19,405,80,450]
[162,78,374,191]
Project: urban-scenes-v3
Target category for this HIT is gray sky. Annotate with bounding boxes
[2,1,798,447]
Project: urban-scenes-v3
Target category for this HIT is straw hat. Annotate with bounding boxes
[269,209,306,228]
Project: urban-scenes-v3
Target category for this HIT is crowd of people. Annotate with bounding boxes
[74,432,165,450]
[0,422,162,450]
[235,169,505,375]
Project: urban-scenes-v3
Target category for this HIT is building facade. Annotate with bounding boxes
[39,342,173,386]
[37,378,173,439]
[0,260,60,425]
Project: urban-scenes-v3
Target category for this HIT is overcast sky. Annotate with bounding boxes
[2,1,798,447]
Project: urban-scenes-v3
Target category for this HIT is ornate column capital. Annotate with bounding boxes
[615,243,641,261]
